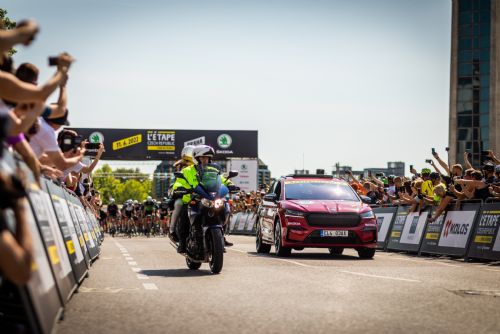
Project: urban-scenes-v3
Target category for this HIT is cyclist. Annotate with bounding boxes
[159,197,170,235]
[122,199,135,237]
[107,198,119,236]
[142,196,157,236]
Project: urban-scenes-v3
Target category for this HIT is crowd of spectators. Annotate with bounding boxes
[0,18,104,285]
[345,149,500,221]
[229,189,267,214]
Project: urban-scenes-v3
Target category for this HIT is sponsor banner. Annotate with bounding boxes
[399,211,429,247]
[386,206,410,250]
[437,211,475,248]
[467,203,500,261]
[227,158,258,193]
[70,128,258,160]
[420,203,481,257]
[372,206,398,249]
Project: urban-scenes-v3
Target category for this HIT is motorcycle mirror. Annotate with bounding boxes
[263,193,278,202]
[227,170,239,179]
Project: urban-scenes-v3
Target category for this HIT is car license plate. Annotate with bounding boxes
[321,230,348,237]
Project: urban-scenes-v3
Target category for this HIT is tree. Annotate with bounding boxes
[0,8,18,55]
[92,164,152,204]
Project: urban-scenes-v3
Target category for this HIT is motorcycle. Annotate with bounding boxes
[170,164,238,274]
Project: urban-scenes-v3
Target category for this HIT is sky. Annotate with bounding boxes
[4,0,452,177]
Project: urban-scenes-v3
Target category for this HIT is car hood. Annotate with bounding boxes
[285,200,366,214]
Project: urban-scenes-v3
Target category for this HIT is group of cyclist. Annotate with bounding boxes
[106,196,171,237]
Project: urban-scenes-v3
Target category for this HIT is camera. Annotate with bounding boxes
[59,131,83,152]
[48,56,59,67]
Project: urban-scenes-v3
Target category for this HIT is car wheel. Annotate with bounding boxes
[328,247,344,255]
[274,220,291,257]
[357,248,376,259]
[256,222,271,254]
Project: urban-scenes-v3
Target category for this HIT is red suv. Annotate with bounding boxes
[256,175,377,258]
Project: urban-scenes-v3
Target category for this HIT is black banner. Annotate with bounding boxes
[69,128,258,160]
[467,203,500,261]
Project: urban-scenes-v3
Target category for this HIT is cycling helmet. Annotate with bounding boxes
[109,198,115,204]
[193,145,215,159]
[421,168,431,175]
[133,200,138,205]
[147,196,152,201]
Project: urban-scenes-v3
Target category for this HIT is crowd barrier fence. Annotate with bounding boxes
[228,211,258,235]
[0,150,103,334]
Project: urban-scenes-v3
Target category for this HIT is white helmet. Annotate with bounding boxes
[109,198,115,204]
[181,145,195,159]
[193,145,215,159]
[133,200,138,205]
[147,196,152,201]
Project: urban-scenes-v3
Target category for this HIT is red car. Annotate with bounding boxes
[256,174,377,258]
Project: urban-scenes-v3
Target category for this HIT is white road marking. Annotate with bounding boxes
[131,267,141,272]
[340,270,421,283]
[228,248,314,268]
[143,283,158,290]
[128,261,138,266]
[137,274,149,280]
[390,257,462,268]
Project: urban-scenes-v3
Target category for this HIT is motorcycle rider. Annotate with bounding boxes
[169,145,196,242]
[173,144,235,253]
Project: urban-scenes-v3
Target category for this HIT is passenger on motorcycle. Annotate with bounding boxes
[173,145,235,253]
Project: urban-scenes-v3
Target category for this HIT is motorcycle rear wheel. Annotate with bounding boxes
[209,228,224,274]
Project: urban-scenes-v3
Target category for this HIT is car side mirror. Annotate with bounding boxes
[360,195,372,204]
[263,194,278,202]
[227,170,239,179]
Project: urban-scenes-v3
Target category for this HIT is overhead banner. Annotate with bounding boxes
[227,158,258,193]
[69,128,258,160]
[467,203,500,261]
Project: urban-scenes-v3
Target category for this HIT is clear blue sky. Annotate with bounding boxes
[5,0,452,177]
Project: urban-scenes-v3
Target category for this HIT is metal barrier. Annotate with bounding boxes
[228,211,258,236]
[0,150,103,333]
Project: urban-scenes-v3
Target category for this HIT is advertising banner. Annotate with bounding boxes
[373,206,398,249]
[387,210,430,252]
[420,203,480,257]
[467,203,500,261]
[386,206,410,250]
[70,128,258,160]
[227,158,258,193]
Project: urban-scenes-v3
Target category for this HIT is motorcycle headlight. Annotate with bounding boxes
[214,199,223,209]
[284,209,305,217]
[201,198,213,208]
[360,210,375,219]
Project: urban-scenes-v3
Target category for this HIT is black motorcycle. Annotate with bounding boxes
[171,164,238,274]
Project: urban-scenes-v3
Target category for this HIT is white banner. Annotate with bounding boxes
[375,213,394,243]
[227,158,258,193]
[493,227,500,252]
[438,211,476,248]
[399,211,428,245]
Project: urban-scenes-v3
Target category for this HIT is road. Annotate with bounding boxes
[56,235,500,334]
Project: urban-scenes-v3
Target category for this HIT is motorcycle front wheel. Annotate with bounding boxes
[208,228,224,274]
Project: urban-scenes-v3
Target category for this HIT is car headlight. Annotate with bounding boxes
[214,199,223,209]
[201,198,213,208]
[360,210,375,219]
[284,209,305,217]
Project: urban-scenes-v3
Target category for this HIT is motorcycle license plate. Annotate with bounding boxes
[321,230,348,237]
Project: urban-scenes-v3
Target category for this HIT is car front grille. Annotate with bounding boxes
[306,213,361,227]
[303,230,360,245]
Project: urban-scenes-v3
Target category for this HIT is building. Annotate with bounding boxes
[449,0,499,167]
[258,159,272,189]
[333,162,405,178]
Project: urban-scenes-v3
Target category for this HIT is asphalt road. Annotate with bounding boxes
[56,235,500,334]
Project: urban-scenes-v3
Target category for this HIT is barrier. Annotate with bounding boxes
[372,206,398,249]
[386,206,430,253]
[228,212,258,235]
[467,201,500,261]
[45,179,89,283]
[420,202,481,257]
[0,149,103,333]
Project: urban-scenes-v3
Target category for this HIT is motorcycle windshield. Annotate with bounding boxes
[200,164,222,194]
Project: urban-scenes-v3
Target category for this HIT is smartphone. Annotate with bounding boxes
[48,56,58,66]
[431,148,436,155]
[410,164,414,171]
[425,159,432,164]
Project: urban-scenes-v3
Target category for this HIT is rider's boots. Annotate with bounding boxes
[177,240,187,253]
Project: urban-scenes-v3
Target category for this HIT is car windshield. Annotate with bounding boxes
[284,181,358,201]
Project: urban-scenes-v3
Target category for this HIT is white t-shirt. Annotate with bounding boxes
[29,117,60,158]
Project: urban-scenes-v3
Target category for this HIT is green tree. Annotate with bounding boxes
[0,8,18,55]
[93,164,152,205]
